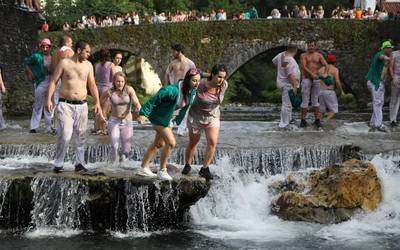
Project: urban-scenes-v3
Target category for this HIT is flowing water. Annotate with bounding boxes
[0,121,399,249]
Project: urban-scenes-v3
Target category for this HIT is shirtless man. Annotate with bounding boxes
[164,44,196,85]
[46,40,103,173]
[51,36,74,106]
[164,44,196,136]
[300,40,328,128]
[318,54,345,121]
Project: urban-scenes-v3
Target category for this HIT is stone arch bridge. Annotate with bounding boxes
[1,0,399,113]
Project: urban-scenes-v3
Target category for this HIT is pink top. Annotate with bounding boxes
[189,79,228,123]
[95,61,113,88]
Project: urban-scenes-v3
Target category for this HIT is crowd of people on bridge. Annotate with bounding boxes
[268,5,395,20]
[57,7,258,32]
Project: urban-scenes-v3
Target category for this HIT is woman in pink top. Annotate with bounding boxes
[101,72,141,163]
[94,49,113,134]
[182,64,228,180]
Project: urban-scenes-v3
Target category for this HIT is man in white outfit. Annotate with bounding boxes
[24,38,54,134]
[46,40,103,173]
[390,44,400,127]
[272,44,300,129]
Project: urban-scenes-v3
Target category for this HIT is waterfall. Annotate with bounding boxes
[125,182,181,232]
[0,178,11,217]
[0,144,355,170]
[30,177,89,230]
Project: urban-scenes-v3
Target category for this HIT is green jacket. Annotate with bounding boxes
[24,52,46,88]
[139,85,196,127]
[366,51,385,91]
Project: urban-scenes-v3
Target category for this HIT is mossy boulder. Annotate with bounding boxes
[270,159,382,224]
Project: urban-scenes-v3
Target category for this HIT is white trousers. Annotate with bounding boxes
[367,80,385,128]
[390,77,400,122]
[279,84,292,128]
[108,118,133,162]
[30,78,52,130]
[301,78,320,108]
[54,102,88,168]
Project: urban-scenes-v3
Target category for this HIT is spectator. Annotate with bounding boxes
[270,9,281,19]
[281,5,291,18]
[298,5,308,18]
[292,5,300,18]
[62,22,70,31]
[41,21,49,32]
[316,6,324,19]
[355,7,363,20]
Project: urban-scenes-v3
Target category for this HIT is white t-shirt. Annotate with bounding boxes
[272,52,300,89]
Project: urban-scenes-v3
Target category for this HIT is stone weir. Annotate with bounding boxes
[0,144,360,175]
[0,165,209,232]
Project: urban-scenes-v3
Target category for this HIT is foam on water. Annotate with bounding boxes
[24,228,83,238]
[191,155,400,244]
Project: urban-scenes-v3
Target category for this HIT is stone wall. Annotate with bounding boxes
[0,0,41,115]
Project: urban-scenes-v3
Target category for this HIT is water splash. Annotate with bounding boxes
[125,182,181,232]
[190,154,400,245]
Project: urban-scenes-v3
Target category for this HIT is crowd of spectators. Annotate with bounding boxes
[54,7,259,32]
[268,5,400,21]
[38,4,400,32]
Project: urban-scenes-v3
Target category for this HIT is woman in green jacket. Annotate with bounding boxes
[137,68,200,180]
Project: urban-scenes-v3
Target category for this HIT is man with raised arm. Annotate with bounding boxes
[300,40,328,128]
[46,40,103,173]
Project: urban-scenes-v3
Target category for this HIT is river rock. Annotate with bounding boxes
[270,159,382,224]
[0,164,209,232]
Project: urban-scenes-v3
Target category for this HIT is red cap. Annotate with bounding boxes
[327,54,336,63]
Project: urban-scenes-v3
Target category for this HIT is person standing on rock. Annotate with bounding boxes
[101,72,141,163]
[46,40,103,173]
[366,41,393,132]
[24,38,55,134]
[272,44,300,129]
[181,64,228,181]
[389,43,400,127]
[318,54,345,121]
[0,66,6,129]
[137,69,201,180]
[164,44,196,136]
[299,40,329,128]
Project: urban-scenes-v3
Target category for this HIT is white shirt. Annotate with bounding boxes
[272,52,300,88]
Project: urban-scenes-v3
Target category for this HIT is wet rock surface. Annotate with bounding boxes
[270,159,382,224]
[0,164,209,232]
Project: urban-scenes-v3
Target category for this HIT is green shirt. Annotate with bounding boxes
[24,52,45,88]
[139,85,196,127]
[366,51,385,90]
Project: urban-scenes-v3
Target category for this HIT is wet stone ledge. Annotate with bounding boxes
[0,164,209,232]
